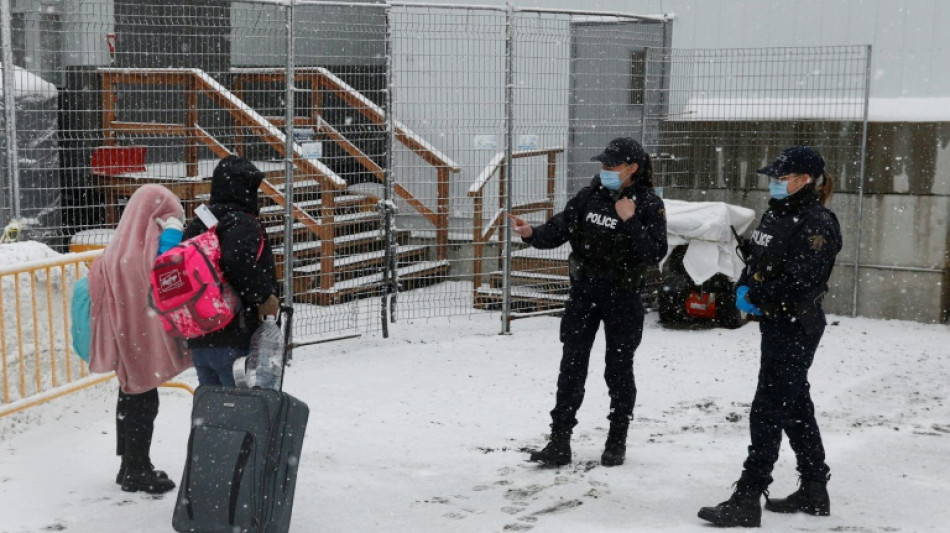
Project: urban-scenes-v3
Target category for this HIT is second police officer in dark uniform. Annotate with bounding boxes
[508,137,667,467]
[699,146,842,528]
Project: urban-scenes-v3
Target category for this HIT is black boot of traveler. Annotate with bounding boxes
[765,476,830,516]
[529,428,572,466]
[121,461,176,494]
[116,458,169,485]
[697,475,766,528]
[601,423,628,467]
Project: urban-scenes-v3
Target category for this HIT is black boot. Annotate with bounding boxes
[698,476,765,528]
[121,461,176,494]
[601,423,628,467]
[529,428,571,466]
[765,476,830,516]
[116,458,169,485]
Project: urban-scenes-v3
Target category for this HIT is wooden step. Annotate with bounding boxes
[296,260,450,305]
[510,244,569,276]
[288,244,430,292]
[272,229,410,260]
[510,257,568,276]
[258,194,369,217]
[193,178,334,204]
[488,270,570,293]
[263,210,381,241]
[271,177,323,193]
[293,244,429,275]
[473,286,569,312]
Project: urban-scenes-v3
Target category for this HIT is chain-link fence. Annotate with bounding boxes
[2,1,878,349]
[645,46,871,319]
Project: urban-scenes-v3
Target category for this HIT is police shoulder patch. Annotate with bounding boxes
[809,234,826,251]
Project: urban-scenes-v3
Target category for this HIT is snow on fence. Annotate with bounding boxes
[0,243,107,416]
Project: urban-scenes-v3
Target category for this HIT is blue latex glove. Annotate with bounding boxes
[735,285,763,316]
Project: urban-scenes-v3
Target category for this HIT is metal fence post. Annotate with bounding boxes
[1,0,21,224]
[500,2,515,335]
[852,44,872,318]
[381,1,397,337]
[283,0,297,356]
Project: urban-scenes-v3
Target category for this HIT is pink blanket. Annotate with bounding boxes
[88,184,193,393]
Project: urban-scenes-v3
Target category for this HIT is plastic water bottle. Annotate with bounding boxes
[248,316,284,390]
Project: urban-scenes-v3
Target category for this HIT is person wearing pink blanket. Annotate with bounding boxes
[87,184,191,494]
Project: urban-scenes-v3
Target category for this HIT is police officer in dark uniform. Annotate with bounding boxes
[699,146,842,527]
[507,137,667,467]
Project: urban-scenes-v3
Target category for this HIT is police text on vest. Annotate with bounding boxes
[751,230,773,247]
[586,212,618,229]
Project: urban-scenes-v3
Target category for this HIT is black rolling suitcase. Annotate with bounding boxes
[172,386,308,532]
[173,308,308,533]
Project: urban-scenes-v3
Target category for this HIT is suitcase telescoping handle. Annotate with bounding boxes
[277,304,293,392]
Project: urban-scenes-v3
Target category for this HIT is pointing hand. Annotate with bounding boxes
[505,213,533,239]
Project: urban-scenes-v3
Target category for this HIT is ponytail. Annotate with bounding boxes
[815,171,834,206]
[635,154,654,188]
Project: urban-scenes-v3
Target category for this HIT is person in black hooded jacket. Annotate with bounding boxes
[507,137,667,468]
[698,146,842,528]
[182,155,279,386]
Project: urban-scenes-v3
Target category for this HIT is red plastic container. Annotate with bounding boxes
[90,145,147,176]
[685,291,717,319]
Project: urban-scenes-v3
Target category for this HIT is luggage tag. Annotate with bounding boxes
[194,204,219,229]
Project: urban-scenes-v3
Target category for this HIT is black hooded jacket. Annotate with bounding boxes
[739,183,842,330]
[183,156,278,349]
[524,174,667,287]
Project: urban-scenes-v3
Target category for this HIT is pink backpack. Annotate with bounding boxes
[149,224,264,339]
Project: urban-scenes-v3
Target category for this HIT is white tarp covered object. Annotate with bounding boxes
[661,199,757,284]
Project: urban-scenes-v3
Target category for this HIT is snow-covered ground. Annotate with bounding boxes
[1,309,948,532]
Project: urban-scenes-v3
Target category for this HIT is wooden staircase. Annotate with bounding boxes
[99,67,456,305]
[473,244,571,312]
[473,241,662,313]
[255,179,449,305]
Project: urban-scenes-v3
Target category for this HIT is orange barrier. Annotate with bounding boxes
[0,249,192,418]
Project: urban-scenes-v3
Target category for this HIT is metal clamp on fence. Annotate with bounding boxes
[375,199,400,335]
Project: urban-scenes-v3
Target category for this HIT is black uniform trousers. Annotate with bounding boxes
[551,277,645,431]
[742,320,830,487]
[116,388,160,465]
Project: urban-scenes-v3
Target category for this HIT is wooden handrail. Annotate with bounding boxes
[470,148,563,297]
[468,147,564,197]
[110,121,233,159]
[231,67,458,259]
[99,67,339,289]
[100,68,346,190]
[232,67,462,173]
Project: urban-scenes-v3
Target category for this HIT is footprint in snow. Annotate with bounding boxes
[504,484,547,501]
[530,499,583,516]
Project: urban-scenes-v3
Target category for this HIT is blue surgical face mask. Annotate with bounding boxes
[769,178,789,200]
[600,170,622,190]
